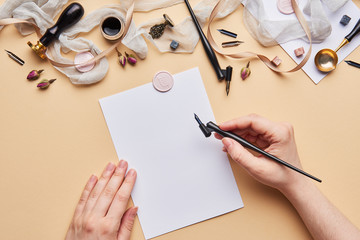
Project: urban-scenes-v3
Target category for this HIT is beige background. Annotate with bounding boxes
[1,0,360,239]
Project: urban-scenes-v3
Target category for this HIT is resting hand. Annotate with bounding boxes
[65,160,137,240]
[217,114,303,193]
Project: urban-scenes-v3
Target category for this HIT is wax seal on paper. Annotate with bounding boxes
[277,0,298,15]
[152,71,174,92]
[74,52,95,73]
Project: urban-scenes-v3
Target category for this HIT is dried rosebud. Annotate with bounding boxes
[240,62,251,80]
[37,79,56,89]
[27,69,44,80]
[119,54,126,67]
[116,48,126,67]
[125,52,137,65]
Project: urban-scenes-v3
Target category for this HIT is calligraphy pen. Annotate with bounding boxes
[184,0,234,95]
[194,114,322,183]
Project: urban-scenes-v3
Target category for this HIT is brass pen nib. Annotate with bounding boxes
[225,66,233,96]
[226,81,230,96]
[194,113,212,137]
[221,41,244,48]
[5,49,25,65]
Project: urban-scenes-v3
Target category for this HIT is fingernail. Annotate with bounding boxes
[106,162,115,172]
[89,174,97,183]
[119,160,127,169]
[128,169,136,177]
[131,207,139,218]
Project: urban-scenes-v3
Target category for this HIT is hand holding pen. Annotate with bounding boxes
[217,115,307,189]
[196,114,321,191]
[202,115,360,240]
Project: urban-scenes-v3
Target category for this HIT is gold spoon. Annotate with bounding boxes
[315,19,360,72]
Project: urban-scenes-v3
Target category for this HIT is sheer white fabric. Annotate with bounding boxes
[0,0,348,84]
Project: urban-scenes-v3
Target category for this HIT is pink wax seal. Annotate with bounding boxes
[152,71,174,92]
[277,0,298,15]
[74,51,95,73]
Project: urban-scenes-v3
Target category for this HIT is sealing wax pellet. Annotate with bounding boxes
[74,52,95,73]
[170,40,179,50]
[340,15,351,26]
[271,56,282,67]
[277,0,298,15]
[294,47,305,57]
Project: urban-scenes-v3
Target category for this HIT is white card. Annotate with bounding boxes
[99,68,243,239]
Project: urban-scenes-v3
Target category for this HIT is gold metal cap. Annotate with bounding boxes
[27,41,47,59]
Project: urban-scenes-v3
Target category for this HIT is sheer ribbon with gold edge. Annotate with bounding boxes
[207,0,312,73]
[0,3,134,69]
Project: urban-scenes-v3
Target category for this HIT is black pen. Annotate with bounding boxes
[184,0,225,81]
[345,60,360,68]
[194,114,322,183]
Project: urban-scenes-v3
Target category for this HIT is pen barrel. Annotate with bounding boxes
[184,0,225,80]
[345,19,360,42]
[40,3,84,46]
[206,121,322,182]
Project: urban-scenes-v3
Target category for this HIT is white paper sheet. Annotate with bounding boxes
[99,68,243,239]
[257,0,360,84]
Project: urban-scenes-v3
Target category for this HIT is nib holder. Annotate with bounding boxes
[184,0,224,80]
[28,2,84,59]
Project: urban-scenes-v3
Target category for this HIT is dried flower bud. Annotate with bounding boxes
[37,79,56,89]
[27,69,44,80]
[119,54,126,67]
[116,48,126,67]
[240,62,251,80]
[125,52,137,65]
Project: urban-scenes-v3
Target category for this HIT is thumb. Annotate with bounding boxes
[222,138,258,171]
[118,207,138,240]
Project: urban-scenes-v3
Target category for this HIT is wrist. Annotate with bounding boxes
[279,176,317,202]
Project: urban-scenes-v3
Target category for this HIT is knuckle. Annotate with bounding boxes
[78,196,87,205]
[231,147,246,164]
[116,192,130,203]
[85,181,94,192]
[113,168,125,177]
[283,122,294,132]
[103,187,115,198]
[124,175,134,185]
[248,113,259,118]
[99,174,108,182]
[233,149,244,161]
[90,189,99,199]
[124,218,135,232]
[74,219,83,231]
[279,122,294,138]
[84,217,96,233]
